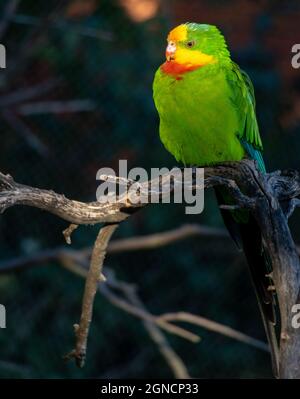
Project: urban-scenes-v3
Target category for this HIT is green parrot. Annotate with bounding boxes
[153,22,278,375]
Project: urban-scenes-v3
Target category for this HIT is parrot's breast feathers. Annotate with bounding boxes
[160,60,205,80]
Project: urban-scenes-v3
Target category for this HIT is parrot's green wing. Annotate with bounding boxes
[227,62,266,172]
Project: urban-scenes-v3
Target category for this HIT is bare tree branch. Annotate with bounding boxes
[0,159,300,377]
[0,163,254,225]
[122,288,191,379]
[64,224,118,367]
[59,255,269,371]
[0,244,270,351]
[108,224,228,253]
[63,224,79,245]
[0,79,61,107]
[0,223,230,275]
[98,268,191,378]
[0,226,270,376]
[157,312,269,353]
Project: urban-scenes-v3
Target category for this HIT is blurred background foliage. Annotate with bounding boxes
[0,0,299,378]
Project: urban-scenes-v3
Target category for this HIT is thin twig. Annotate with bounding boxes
[157,312,269,353]
[0,224,230,274]
[63,224,79,245]
[64,224,118,367]
[59,257,268,353]
[99,284,200,343]
[60,255,201,343]
[106,270,191,378]
[0,79,61,107]
[0,235,270,375]
[107,224,228,253]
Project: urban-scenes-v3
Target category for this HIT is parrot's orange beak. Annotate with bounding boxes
[166,41,176,61]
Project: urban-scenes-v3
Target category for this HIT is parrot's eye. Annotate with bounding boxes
[186,40,195,48]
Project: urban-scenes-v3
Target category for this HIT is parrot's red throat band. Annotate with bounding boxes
[161,61,202,79]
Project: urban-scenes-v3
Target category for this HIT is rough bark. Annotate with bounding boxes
[0,160,300,377]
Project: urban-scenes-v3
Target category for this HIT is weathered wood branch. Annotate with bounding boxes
[0,159,300,378]
[64,223,119,367]
[0,162,258,225]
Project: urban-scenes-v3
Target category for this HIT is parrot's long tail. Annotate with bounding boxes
[215,187,279,377]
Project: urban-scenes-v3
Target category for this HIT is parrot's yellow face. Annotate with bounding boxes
[165,24,215,67]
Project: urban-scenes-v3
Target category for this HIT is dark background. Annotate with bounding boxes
[0,0,299,378]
